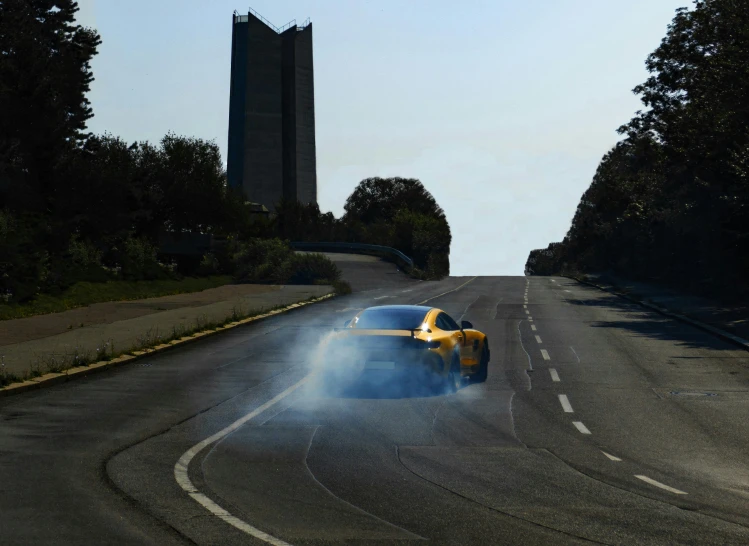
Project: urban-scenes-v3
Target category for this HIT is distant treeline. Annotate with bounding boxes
[0,2,451,303]
[263,177,452,279]
[526,0,749,299]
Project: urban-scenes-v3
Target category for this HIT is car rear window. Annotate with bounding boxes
[354,308,429,330]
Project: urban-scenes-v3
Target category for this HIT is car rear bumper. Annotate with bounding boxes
[324,347,445,376]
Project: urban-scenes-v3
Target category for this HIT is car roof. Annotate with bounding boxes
[363,305,434,313]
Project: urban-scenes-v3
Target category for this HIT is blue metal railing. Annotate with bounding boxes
[290,242,414,269]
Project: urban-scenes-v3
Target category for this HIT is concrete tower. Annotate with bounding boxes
[227,9,317,212]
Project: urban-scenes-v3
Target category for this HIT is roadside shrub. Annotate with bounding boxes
[106,236,170,281]
[332,279,352,295]
[425,252,450,280]
[0,211,49,303]
[196,252,220,276]
[60,235,109,284]
[232,238,293,283]
[274,252,341,285]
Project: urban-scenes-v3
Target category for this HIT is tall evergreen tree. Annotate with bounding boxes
[0,0,101,213]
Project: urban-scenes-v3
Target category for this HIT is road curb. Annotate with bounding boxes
[567,276,749,352]
[0,293,335,399]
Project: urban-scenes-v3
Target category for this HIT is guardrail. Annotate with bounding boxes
[290,242,414,269]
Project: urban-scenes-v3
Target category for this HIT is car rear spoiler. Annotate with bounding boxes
[330,328,428,337]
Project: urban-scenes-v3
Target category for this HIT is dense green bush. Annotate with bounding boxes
[0,211,51,303]
[232,238,293,283]
[274,252,341,285]
[196,252,221,276]
[230,239,341,286]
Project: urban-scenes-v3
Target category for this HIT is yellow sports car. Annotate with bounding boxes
[323,305,489,392]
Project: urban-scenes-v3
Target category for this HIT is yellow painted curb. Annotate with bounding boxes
[0,293,335,399]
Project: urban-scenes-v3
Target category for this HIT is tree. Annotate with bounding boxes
[0,0,101,214]
[156,134,230,235]
[529,0,749,298]
[343,177,449,226]
[343,177,452,276]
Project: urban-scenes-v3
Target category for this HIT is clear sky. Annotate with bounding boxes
[75,0,688,276]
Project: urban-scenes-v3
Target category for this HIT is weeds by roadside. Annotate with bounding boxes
[0,294,330,390]
[0,276,234,321]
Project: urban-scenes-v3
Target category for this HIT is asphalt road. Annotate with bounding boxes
[2,275,749,545]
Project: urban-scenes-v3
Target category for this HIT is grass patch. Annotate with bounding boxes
[0,293,332,389]
[0,275,234,321]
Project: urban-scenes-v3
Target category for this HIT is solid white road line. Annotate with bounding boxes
[541,349,550,360]
[601,451,622,462]
[549,368,560,382]
[531,325,537,331]
[535,335,542,344]
[417,276,477,305]
[174,376,313,546]
[573,421,591,434]
[558,394,574,413]
[635,475,688,495]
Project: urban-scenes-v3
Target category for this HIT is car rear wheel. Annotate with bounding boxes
[474,342,489,383]
[444,352,462,394]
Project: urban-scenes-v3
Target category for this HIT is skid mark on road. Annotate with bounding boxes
[458,295,481,323]
[517,321,534,391]
[569,346,581,363]
[635,475,687,495]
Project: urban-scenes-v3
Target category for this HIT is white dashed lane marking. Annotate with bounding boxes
[573,421,591,434]
[635,475,687,495]
[601,451,622,462]
[558,395,574,413]
[525,309,530,314]
[531,325,537,331]
[549,368,560,382]
[535,335,542,344]
[541,349,550,360]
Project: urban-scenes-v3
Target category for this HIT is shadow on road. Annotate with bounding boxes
[566,292,742,353]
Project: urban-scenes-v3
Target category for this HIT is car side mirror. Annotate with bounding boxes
[461,320,473,330]
[344,319,351,327]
